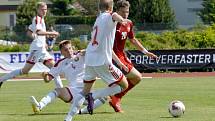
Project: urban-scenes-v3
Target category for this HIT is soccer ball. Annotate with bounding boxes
[168,100,185,117]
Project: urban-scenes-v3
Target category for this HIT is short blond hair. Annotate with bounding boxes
[99,0,114,11]
[37,2,47,9]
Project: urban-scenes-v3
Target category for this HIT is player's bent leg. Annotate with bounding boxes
[114,67,142,99]
[126,67,142,85]
[83,80,95,95]
[0,63,34,89]
[0,67,27,84]
[22,62,35,74]
[117,76,128,89]
[56,87,73,103]
[34,89,59,112]
[0,62,33,83]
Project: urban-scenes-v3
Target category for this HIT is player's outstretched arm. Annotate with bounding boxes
[112,12,127,24]
[145,52,158,59]
[36,30,59,38]
[130,38,158,59]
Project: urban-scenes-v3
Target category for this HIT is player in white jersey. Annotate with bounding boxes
[30,40,108,115]
[0,2,63,88]
[64,0,129,121]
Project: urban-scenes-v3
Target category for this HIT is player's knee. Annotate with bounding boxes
[129,74,142,85]
[118,79,128,90]
[124,78,129,88]
[135,75,142,83]
[21,69,29,74]
[55,88,72,103]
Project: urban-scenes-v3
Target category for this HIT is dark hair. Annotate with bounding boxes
[59,40,71,50]
[116,0,130,11]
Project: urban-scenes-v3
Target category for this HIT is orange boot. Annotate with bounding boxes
[109,96,124,113]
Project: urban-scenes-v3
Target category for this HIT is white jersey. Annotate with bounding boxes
[29,16,46,51]
[85,12,117,66]
[48,53,85,88]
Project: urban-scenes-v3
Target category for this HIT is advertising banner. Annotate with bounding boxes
[0,51,61,73]
[1,49,215,73]
[127,49,215,72]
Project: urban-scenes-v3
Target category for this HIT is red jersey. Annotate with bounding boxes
[113,20,134,57]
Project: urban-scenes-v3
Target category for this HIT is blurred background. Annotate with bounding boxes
[0,0,211,50]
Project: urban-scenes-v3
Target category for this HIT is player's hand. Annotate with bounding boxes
[52,31,60,38]
[118,62,129,72]
[79,49,86,56]
[146,52,158,60]
[42,72,51,83]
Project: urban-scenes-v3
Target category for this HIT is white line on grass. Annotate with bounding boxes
[7,77,152,82]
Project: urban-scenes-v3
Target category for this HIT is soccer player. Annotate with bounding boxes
[46,26,56,52]
[30,40,108,114]
[64,0,129,121]
[109,0,158,112]
[0,2,63,88]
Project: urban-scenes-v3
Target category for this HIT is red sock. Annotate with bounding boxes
[115,79,135,99]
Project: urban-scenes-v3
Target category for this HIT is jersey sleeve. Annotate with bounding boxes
[48,59,64,77]
[128,21,135,39]
[28,24,34,32]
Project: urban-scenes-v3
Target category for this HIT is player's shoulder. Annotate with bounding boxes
[100,11,115,19]
[54,58,67,67]
[126,19,133,25]
[74,51,85,61]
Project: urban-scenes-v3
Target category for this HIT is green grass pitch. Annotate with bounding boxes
[0,77,215,121]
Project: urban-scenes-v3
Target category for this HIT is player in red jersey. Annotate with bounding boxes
[109,0,158,112]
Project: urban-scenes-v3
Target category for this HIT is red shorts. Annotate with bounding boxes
[114,53,134,75]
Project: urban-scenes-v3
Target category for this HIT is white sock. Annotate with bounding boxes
[0,69,21,82]
[92,85,122,99]
[53,75,63,88]
[80,97,107,114]
[39,90,58,110]
[67,93,85,118]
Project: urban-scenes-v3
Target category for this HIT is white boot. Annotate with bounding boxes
[64,114,73,121]
[29,96,41,114]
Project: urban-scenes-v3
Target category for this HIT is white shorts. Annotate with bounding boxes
[26,49,53,64]
[84,64,124,86]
